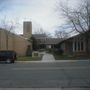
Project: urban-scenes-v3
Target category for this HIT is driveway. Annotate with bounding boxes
[41,53,55,62]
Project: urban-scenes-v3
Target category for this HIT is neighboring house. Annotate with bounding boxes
[57,32,90,55]
[32,34,62,49]
[0,21,32,56]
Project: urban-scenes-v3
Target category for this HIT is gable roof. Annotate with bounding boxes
[57,30,90,44]
[44,38,63,45]
[32,34,46,39]
[32,34,67,45]
[36,37,63,45]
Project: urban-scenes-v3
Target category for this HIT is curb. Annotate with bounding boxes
[15,60,90,63]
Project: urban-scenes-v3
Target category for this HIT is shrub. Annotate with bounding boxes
[26,45,32,56]
[34,52,38,56]
[54,48,64,55]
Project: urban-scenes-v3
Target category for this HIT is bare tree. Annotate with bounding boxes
[0,0,10,49]
[34,28,45,34]
[57,0,90,54]
[0,17,17,50]
[34,28,52,38]
[55,30,69,39]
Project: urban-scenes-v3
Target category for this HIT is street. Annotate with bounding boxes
[0,60,90,88]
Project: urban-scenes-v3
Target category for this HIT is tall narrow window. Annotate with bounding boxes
[81,41,84,51]
[74,41,77,51]
[78,41,80,51]
[73,38,84,52]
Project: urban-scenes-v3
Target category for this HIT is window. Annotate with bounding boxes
[73,38,85,52]
[78,41,80,51]
[74,41,77,51]
[81,41,84,51]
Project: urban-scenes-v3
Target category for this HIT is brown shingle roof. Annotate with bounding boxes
[32,34,63,45]
[44,38,62,45]
[36,38,62,45]
[32,34,46,39]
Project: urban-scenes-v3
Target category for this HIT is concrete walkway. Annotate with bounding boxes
[41,53,55,62]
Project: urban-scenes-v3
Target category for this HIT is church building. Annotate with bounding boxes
[0,21,32,56]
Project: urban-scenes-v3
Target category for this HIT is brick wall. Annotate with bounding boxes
[0,29,31,56]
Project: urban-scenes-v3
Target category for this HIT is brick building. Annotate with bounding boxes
[58,32,90,55]
[0,21,32,56]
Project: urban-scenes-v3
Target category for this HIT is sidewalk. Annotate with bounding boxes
[15,59,90,63]
[15,52,90,63]
[41,53,55,62]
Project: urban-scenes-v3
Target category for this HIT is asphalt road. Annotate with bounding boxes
[0,60,90,88]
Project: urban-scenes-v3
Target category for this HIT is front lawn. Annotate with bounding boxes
[54,54,90,60]
[17,56,42,61]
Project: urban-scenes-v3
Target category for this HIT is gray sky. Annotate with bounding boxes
[0,0,79,35]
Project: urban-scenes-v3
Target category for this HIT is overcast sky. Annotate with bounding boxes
[0,0,79,35]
